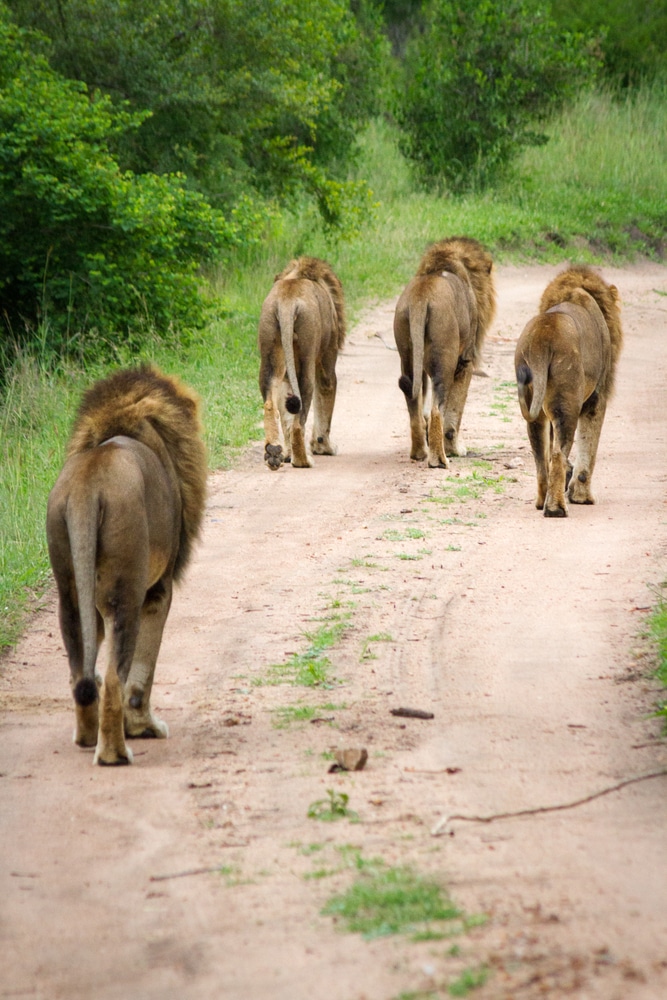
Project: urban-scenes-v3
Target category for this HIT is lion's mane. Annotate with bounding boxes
[66,365,207,580]
[539,265,623,395]
[277,256,346,351]
[415,236,496,359]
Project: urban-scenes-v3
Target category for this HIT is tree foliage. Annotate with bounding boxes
[551,0,667,85]
[0,6,250,364]
[7,0,388,217]
[395,0,599,191]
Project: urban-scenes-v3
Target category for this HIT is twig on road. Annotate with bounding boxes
[431,769,667,837]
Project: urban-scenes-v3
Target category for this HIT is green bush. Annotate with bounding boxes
[551,0,667,85]
[7,0,386,226]
[395,0,598,191]
[0,6,255,369]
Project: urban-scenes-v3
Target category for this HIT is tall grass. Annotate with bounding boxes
[1,82,665,651]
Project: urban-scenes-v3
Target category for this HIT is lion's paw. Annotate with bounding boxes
[569,477,595,504]
[126,715,169,739]
[264,443,284,471]
[93,744,134,766]
[311,436,337,456]
[544,503,568,518]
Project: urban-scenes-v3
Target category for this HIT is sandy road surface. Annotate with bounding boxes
[1,263,667,1000]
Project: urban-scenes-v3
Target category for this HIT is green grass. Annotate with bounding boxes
[426,471,506,508]
[1,81,666,651]
[260,617,350,688]
[648,584,667,724]
[307,789,358,823]
[322,857,462,939]
[448,967,489,996]
[272,701,346,729]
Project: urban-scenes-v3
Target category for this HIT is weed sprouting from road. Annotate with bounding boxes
[307,789,358,822]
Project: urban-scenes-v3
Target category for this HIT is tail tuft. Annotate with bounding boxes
[285,394,301,414]
[516,363,532,386]
[74,677,99,707]
[398,374,413,397]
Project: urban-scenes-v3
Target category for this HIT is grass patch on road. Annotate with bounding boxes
[648,583,667,725]
[322,856,464,940]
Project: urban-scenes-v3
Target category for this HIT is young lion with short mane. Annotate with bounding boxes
[515,266,623,517]
[394,236,496,467]
[258,256,346,470]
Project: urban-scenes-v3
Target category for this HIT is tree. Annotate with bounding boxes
[395,0,598,192]
[551,0,667,85]
[0,5,247,368]
[7,0,388,223]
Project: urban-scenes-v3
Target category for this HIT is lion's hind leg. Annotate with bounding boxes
[311,360,338,456]
[442,359,474,457]
[93,608,139,766]
[263,389,286,471]
[427,405,449,468]
[569,393,606,505]
[123,579,172,740]
[526,414,550,510]
[544,410,577,518]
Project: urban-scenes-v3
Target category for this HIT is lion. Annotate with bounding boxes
[515,266,623,517]
[394,237,496,467]
[258,256,346,470]
[46,365,207,765]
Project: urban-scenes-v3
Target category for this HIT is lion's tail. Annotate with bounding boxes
[398,298,427,401]
[516,362,546,421]
[277,297,302,414]
[66,490,101,708]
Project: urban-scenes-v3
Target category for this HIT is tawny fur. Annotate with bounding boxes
[415,237,496,366]
[67,366,207,579]
[47,365,207,765]
[277,256,346,351]
[538,264,624,398]
[515,266,623,516]
[394,236,496,467]
[258,256,346,469]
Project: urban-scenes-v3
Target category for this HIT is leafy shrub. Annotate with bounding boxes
[551,0,667,85]
[0,6,257,369]
[7,0,386,227]
[395,0,599,192]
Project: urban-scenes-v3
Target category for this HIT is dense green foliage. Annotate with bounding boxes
[0,6,253,366]
[7,0,387,216]
[552,0,667,84]
[395,0,598,191]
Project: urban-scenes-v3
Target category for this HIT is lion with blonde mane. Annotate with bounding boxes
[394,237,496,467]
[515,266,623,517]
[258,256,346,470]
[46,366,207,764]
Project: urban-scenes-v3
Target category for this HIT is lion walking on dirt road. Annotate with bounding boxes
[46,366,207,765]
[393,237,496,468]
[515,266,623,517]
[258,256,346,470]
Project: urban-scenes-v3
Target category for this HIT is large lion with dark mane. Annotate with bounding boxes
[46,366,207,765]
[394,237,496,467]
[258,256,346,470]
[515,266,623,517]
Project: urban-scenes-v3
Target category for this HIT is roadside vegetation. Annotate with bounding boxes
[648,587,667,726]
[1,0,666,650]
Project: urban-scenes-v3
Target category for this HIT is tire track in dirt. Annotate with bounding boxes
[1,264,666,1000]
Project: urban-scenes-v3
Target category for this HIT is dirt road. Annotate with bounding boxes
[2,263,666,1000]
